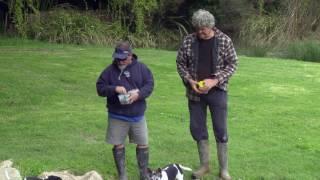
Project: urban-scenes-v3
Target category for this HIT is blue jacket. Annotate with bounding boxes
[96,55,154,117]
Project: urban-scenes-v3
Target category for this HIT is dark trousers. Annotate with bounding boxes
[188,88,228,143]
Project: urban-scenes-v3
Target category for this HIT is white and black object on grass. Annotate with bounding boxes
[147,163,192,180]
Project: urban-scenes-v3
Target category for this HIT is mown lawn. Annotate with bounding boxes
[0,38,319,180]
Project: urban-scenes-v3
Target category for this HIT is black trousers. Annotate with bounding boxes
[188,88,228,143]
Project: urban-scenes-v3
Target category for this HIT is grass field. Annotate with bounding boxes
[0,37,319,180]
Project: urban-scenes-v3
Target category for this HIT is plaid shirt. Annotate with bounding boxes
[176,28,238,101]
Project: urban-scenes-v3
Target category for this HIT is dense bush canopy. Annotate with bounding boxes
[1,0,320,61]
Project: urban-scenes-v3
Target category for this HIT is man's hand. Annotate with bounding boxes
[188,79,207,94]
[128,91,139,104]
[198,78,219,92]
[115,86,127,94]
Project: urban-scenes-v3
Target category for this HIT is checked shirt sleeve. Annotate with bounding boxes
[176,36,192,84]
[214,38,238,85]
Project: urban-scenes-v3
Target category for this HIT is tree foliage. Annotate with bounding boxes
[1,0,319,50]
[106,0,157,33]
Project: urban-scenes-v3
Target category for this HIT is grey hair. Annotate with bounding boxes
[191,9,215,29]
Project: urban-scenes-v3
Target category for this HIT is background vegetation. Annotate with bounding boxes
[1,1,319,179]
[1,37,319,179]
[0,0,320,61]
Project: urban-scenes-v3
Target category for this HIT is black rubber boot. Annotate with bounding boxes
[113,147,128,180]
[136,147,149,180]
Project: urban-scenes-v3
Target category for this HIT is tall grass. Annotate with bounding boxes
[23,9,184,49]
[284,41,320,62]
[26,9,126,46]
[238,45,270,57]
[238,0,320,61]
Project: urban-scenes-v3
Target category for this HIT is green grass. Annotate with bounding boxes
[0,37,320,180]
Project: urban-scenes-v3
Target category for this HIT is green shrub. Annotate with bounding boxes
[154,29,183,50]
[240,15,280,47]
[26,14,41,39]
[285,41,320,62]
[25,9,126,46]
[23,9,183,49]
[251,46,268,57]
[126,28,183,50]
[127,31,157,48]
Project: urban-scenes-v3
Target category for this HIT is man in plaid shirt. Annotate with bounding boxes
[176,9,238,180]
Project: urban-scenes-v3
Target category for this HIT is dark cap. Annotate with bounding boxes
[112,41,132,60]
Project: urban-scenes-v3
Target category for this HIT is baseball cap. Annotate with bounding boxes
[112,41,132,60]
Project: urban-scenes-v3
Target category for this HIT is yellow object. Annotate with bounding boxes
[197,81,205,88]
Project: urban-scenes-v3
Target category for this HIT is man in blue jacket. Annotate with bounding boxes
[96,41,154,180]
